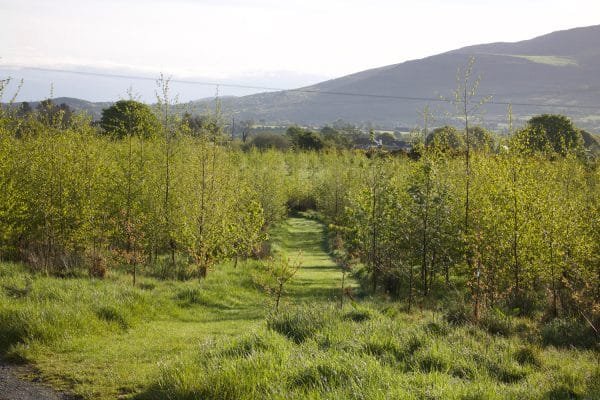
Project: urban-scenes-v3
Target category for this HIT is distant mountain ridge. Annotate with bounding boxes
[9,25,600,131]
[452,25,600,57]
[195,24,600,131]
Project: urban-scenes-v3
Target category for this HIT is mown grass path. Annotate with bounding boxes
[270,216,354,302]
[0,217,349,399]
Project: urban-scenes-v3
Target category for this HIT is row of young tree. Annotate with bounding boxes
[0,82,294,281]
[314,132,598,323]
[0,76,598,324]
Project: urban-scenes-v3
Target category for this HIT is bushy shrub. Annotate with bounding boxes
[87,251,107,278]
[246,133,291,151]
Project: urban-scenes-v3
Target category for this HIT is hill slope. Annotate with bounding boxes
[8,25,600,131]
[203,25,600,131]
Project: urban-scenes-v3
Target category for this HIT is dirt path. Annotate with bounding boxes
[0,363,77,400]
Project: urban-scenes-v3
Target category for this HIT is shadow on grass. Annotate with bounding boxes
[287,285,340,302]
[198,312,265,324]
[281,217,331,256]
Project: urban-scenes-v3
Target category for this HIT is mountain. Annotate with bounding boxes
[193,25,600,131]
[7,25,600,132]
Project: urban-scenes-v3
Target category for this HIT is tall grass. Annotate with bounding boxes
[0,260,265,362]
[143,305,599,400]
[0,263,156,356]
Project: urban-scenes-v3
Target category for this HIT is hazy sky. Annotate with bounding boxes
[1,0,599,99]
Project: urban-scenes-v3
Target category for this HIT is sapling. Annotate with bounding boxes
[339,255,354,309]
[453,56,490,321]
[262,252,302,313]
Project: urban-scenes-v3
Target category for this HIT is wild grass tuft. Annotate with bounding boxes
[343,307,372,322]
[94,305,132,329]
[479,308,515,336]
[514,345,543,367]
[267,305,334,343]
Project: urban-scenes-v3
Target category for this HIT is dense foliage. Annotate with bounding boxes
[0,90,599,399]
[0,91,598,327]
[0,101,284,281]
[99,100,160,139]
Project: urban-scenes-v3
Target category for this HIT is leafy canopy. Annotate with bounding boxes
[514,114,583,155]
[286,126,325,151]
[426,126,464,153]
[100,100,160,139]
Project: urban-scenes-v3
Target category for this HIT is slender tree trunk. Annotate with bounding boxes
[550,231,558,317]
[408,264,414,313]
[464,87,470,235]
[197,144,207,278]
[340,268,346,309]
[371,169,378,292]
[160,79,175,271]
[474,258,481,321]
[512,167,520,294]
[421,172,430,295]
[170,240,175,268]
[275,281,283,313]
[463,86,480,320]
[430,249,436,291]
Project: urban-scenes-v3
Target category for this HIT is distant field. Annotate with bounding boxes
[503,54,579,67]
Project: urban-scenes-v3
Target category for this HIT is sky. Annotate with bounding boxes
[1,0,599,101]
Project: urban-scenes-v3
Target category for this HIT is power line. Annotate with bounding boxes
[5,66,600,110]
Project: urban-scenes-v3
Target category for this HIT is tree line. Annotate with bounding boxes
[316,116,598,325]
[0,81,598,328]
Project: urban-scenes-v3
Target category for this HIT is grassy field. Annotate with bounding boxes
[1,217,598,399]
[0,217,350,398]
